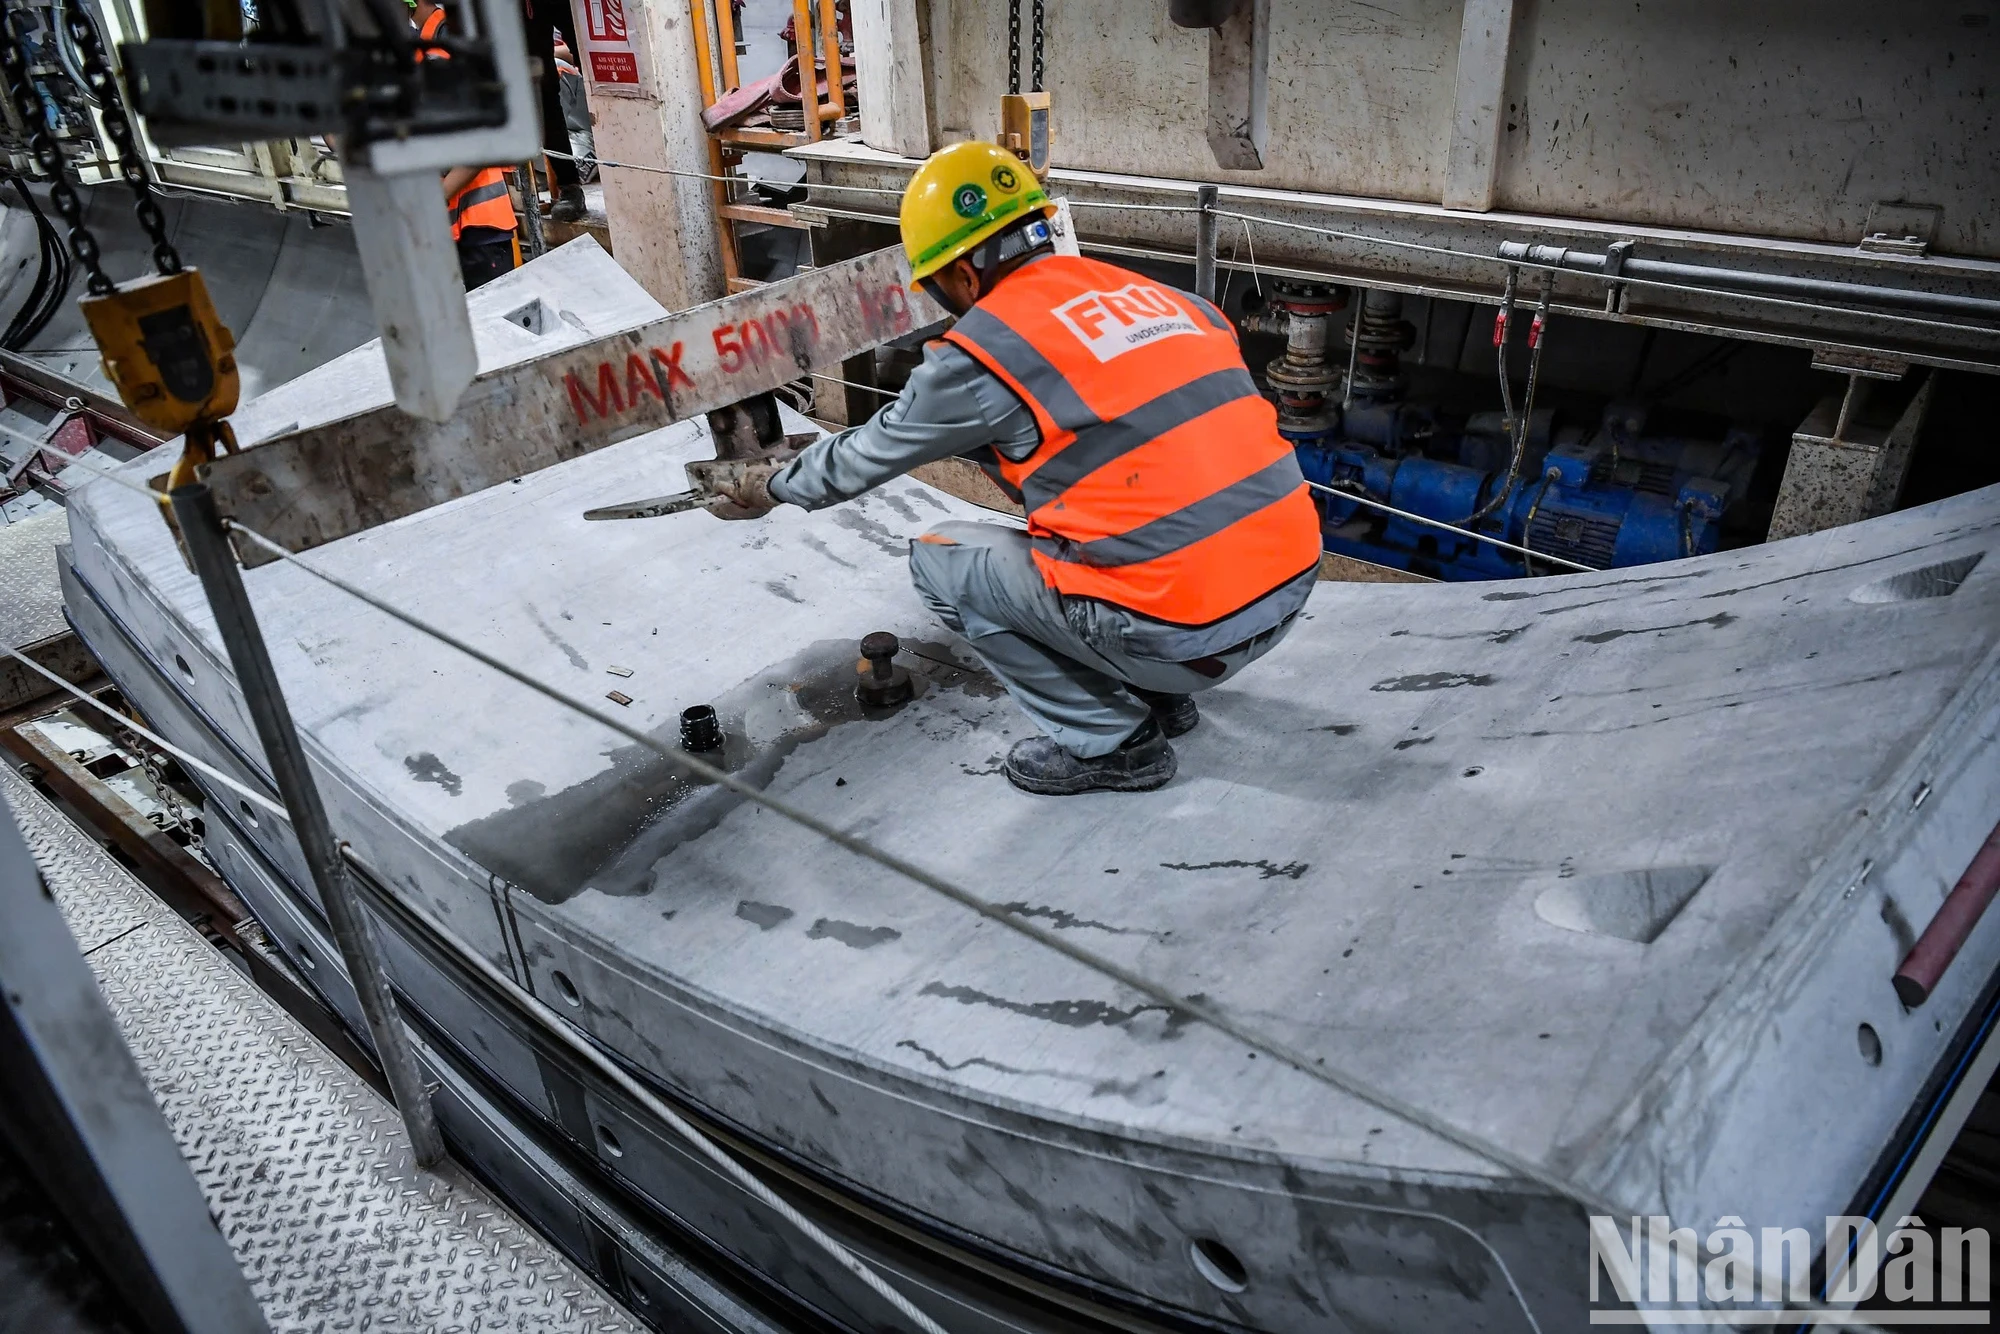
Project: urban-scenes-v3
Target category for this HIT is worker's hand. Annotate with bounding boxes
[689,457,786,520]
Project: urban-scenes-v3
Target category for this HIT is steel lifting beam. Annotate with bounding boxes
[201,247,946,566]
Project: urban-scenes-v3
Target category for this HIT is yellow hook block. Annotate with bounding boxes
[80,268,240,438]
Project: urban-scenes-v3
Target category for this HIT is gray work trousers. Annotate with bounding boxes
[907,522,1296,757]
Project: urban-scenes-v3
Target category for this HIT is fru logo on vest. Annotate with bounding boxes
[1053,284,1203,362]
[1587,1214,1991,1324]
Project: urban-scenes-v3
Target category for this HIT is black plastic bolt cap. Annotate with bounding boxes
[680,704,723,753]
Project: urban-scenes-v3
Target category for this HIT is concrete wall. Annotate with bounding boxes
[916,0,1999,257]
[929,0,1462,203]
[1496,1,1996,253]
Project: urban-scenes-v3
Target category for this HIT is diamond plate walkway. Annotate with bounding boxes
[1,763,646,1334]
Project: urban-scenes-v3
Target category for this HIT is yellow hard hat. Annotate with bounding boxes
[900,141,1055,285]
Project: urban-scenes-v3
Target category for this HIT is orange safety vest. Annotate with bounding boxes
[417,7,518,239]
[448,167,516,239]
[417,6,447,48]
[944,256,1321,627]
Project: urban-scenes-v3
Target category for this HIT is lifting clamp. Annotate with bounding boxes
[582,391,815,521]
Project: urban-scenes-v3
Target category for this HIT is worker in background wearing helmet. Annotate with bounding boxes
[414,0,521,290]
[705,141,1321,796]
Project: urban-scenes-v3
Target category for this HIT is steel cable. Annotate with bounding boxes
[0,642,291,819]
[53,444,1613,1214]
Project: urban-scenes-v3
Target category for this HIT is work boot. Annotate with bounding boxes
[1003,718,1177,796]
[549,184,587,223]
[1131,687,1198,738]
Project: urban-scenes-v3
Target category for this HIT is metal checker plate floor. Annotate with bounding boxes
[1,763,645,1334]
[0,511,68,649]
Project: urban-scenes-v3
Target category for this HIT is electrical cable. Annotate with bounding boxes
[1477,276,1555,528]
[0,643,291,820]
[2,181,55,349]
[1464,267,1522,527]
[4,177,73,350]
[1518,467,1561,578]
[50,0,99,107]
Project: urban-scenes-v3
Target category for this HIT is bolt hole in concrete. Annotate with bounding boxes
[1848,551,1985,604]
[597,1123,624,1157]
[1858,1022,1884,1067]
[238,799,258,827]
[1462,766,1484,778]
[552,969,582,1006]
[174,652,193,680]
[1533,866,1714,945]
[502,298,555,335]
[1190,1237,1248,1293]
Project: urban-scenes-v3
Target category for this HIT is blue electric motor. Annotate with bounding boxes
[1293,404,1759,580]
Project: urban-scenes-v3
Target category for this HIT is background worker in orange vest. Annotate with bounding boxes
[701,142,1322,796]
[414,0,521,290]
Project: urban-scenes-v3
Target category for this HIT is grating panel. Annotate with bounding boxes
[0,510,70,649]
[1,765,644,1334]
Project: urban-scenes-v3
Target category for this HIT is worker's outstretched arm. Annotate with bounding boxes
[767,341,1037,511]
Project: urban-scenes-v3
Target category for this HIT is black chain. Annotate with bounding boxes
[60,1,183,277]
[1007,0,1021,96]
[1030,0,1044,92]
[1,9,113,293]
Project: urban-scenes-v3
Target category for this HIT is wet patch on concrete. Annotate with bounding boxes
[1314,723,1359,735]
[443,637,975,902]
[806,918,901,949]
[736,900,795,931]
[1392,736,1434,751]
[1159,858,1309,880]
[763,579,805,604]
[997,902,1153,936]
[877,493,924,524]
[404,752,463,796]
[831,508,908,556]
[1573,611,1737,644]
[799,534,857,569]
[919,981,1194,1034]
[1388,624,1530,644]
[1370,672,1495,692]
[525,603,589,671]
[894,1039,1166,1102]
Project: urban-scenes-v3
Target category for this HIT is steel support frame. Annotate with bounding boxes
[789,145,2000,375]
[165,481,445,1167]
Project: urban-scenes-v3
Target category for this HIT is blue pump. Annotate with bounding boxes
[1290,404,1759,581]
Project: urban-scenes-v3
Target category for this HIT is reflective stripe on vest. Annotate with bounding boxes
[943,256,1321,627]
[448,169,515,239]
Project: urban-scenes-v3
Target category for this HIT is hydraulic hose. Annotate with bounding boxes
[1468,272,1550,526]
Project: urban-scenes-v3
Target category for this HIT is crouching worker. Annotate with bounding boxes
[704,142,1321,795]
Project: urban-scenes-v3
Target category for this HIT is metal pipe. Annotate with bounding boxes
[1194,183,1218,303]
[517,162,547,260]
[1498,241,2000,323]
[1894,817,2000,1008]
[167,482,445,1167]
